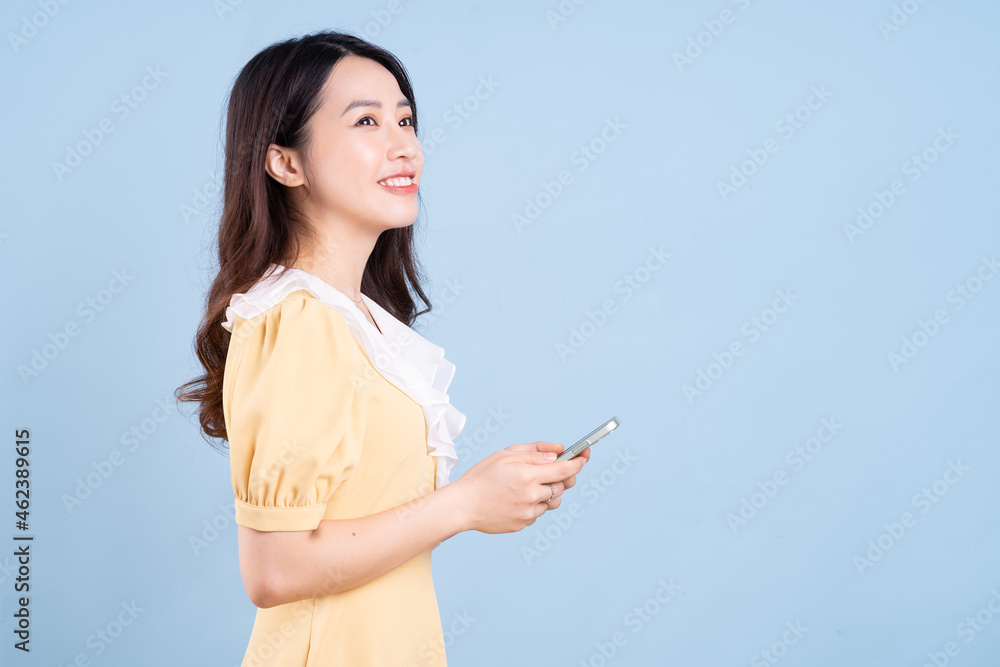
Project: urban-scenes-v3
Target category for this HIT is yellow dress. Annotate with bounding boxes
[220,264,465,667]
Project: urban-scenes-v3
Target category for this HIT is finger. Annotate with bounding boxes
[533,441,565,455]
[538,481,564,504]
[544,496,562,510]
[508,441,561,454]
[533,456,587,482]
[538,482,554,504]
[562,474,577,490]
[521,450,562,465]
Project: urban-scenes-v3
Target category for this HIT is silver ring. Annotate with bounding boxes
[545,483,556,503]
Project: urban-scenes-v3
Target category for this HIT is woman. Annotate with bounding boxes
[175,30,589,666]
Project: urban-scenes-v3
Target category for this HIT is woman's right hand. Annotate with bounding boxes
[450,442,589,534]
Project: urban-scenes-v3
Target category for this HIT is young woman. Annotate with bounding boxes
[175,30,589,666]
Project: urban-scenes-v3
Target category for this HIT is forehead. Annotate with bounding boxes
[320,55,404,104]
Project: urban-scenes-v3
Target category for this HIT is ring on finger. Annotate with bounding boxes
[545,482,556,503]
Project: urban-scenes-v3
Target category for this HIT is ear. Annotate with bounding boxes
[264,143,306,187]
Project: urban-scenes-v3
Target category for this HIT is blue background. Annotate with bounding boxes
[2,1,998,665]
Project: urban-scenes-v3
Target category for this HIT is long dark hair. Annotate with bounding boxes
[175,30,432,451]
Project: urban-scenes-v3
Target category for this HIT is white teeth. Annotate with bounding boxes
[379,176,413,187]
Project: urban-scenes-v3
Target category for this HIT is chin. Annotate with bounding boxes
[373,214,417,233]
[389,209,419,228]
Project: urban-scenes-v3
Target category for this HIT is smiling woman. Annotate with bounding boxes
[174,29,589,666]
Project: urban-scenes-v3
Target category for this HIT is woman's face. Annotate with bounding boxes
[290,55,422,235]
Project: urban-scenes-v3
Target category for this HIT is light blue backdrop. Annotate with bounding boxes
[2,1,998,665]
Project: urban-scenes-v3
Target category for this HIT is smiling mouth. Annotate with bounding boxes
[377,176,414,187]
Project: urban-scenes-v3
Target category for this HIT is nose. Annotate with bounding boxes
[387,123,421,162]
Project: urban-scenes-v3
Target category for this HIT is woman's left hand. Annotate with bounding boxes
[505,441,591,508]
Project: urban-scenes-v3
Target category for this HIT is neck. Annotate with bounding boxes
[288,225,379,301]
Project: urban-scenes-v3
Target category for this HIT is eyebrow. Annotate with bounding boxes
[340,99,412,117]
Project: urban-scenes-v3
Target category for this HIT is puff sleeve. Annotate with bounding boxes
[222,292,367,532]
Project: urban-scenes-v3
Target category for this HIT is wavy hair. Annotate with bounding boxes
[175,30,432,451]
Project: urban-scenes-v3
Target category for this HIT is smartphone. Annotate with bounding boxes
[555,416,620,462]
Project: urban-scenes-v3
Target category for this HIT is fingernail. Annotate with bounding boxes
[544,452,557,461]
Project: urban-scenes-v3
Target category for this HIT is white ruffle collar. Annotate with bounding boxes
[220,263,465,488]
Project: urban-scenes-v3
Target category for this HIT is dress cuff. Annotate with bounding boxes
[234,498,327,532]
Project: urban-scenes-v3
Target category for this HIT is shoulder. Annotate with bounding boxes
[231,288,350,340]
[225,290,364,380]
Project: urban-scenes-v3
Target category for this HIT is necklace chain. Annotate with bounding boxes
[291,260,377,330]
[326,263,379,331]
[329,263,364,304]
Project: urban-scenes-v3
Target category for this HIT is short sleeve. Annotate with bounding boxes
[223,291,367,532]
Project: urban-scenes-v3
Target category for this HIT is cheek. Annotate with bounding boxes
[340,144,384,192]
[314,136,379,176]
[343,138,382,169]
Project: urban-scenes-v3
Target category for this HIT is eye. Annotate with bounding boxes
[355,114,414,128]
